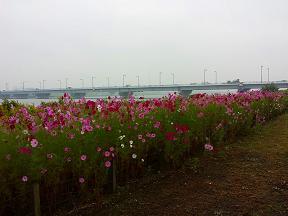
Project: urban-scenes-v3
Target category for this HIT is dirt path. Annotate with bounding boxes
[79,114,288,216]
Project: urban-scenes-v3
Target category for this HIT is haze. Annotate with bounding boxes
[0,0,288,90]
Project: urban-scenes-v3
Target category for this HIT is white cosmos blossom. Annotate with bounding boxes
[132,154,137,159]
[129,140,133,145]
[121,144,125,148]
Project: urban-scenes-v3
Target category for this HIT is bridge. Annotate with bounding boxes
[0,82,287,99]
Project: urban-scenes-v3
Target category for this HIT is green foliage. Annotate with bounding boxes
[261,83,279,92]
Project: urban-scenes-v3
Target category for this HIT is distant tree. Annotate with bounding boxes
[226,79,240,84]
[261,83,279,92]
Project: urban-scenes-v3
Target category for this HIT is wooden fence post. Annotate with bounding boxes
[33,182,41,216]
[112,158,117,192]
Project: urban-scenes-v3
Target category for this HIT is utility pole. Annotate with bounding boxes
[91,76,96,89]
[214,71,218,84]
[5,82,8,91]
[65,78,68,89]
[42,80,46,90]
[260,65,263,83]
[22,81,25,91]
[136,75,140,87]
[267,67,270,83]
[122,74,126,87]
[171,73,175,85]
[39,81,42,90]
[57,80,62,89]
[204,69,207,84]
[107,77,110,87]
[159,72,162,85]
[80,79,84,88]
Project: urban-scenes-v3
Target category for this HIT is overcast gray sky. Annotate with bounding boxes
[0,0,287,90]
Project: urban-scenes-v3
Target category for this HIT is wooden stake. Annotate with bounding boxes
[33,183,41,216]
[112,158,117,192]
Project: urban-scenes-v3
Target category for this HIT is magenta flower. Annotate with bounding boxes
[204,143,214,151]
[22,176,28,182]
[80,154,87,161]
[104,161,111,168]
[30,139,38,148]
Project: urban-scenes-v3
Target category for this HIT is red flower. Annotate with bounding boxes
[165,132,177,141]
[19,147,32,155]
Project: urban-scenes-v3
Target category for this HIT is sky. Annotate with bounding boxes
[0,0,288,90]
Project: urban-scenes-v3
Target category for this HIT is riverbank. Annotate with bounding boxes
[74,113,288,216]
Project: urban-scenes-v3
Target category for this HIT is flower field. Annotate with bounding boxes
[0,91,288,215]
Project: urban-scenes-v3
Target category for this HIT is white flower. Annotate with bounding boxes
[97,105,102,112]
[132,154,137,159]
[121,144,125,148]
[130,144,133,148]
[23,130,28,135]
[81,131,84,135]
[141,158,145,162]
[171,122,174,125]
[129,140,133,145]
[119,135,126,140]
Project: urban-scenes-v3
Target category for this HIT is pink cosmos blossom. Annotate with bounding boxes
[80,154,87,161]
[138,113,145,119]
[138,134,143,140]
[109,147,114,152]
[154,121,161,128]
[204,143,214,151]
[22,176,28,182]
[96,147,102,152]
[30,139,39,148]
[79,177,85,184]
[104,161,111,168]
[64,147,71,153]
[104,151,111,157]
[47,153,53,160]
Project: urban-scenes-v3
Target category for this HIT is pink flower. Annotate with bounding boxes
[154,121,161,128]
[22,176,28,182]
[104,151,111,157]
[47,153,53,160]
[79,177,85,184]
[138,113,145,119]
[80,154,87,161]
[204,143,214,151]
[68,133,75,139]
[105,161,111,168]
[138,134,143,140]
[109,147,114,152]
[96,147,102,152]
[30,139,38,148]
[64,147,71,153]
